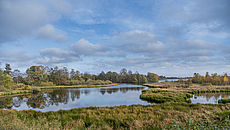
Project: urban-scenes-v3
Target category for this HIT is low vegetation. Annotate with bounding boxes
[218,99,230,104]
[140,89,192,103]
[0,103,230,129]
[142,80,230,104]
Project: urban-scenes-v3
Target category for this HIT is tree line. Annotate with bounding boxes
[189,72,230,85]
[0,64,159,90]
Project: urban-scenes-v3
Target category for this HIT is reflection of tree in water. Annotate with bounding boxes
[1,86,146,109]
[0,96,13,108]
[1,89,82,109]
[0,95,30,108]
[100,87,145,95]
[120,87,144,93]
[197,93,230,101]
[70,90,80,101]
[100,89,106,95]
[81,90,90,95]
[47,89,69,106]
[12,96,27,107]
[27,93,48,109]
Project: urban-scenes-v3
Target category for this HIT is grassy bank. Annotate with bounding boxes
[38,84,118,89]
[0,103,230,129]
[0,90,32,96]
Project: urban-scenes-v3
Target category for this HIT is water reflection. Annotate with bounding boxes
[0,84,150,112]
[190,93,230,104]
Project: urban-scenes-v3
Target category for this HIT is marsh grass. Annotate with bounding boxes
[0,103,230,129]
[218,99,230,104]
[140,89,192,103]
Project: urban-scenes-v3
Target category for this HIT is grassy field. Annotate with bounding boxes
[0,103,230,129]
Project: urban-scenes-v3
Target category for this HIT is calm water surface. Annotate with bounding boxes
[0,84,150,112]
[190,93,230,104]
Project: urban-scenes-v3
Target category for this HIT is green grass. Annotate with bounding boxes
[140,89,192,103]
[0,90,32,96]
[0,103,230,129]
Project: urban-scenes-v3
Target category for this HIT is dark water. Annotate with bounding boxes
[190,93,230,104]
[0,84,150,112]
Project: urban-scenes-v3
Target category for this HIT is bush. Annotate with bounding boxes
[0,73,13,90]
[32,87,41,93]
[67,80,84,85]
[16,83,32,90]
[201,83,212,86]
[0,85,7,91]
[39,82,55,86]
[85,80,112,85]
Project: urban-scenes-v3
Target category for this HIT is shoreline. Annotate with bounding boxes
[0,84,118,96]
[38,83,118,89]
[0,90,32,96]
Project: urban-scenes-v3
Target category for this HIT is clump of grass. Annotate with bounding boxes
[218,99,230,104]
[140,89,192,103]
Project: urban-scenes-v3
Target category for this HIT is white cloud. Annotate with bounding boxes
[115,30,166,54]
[37,24,67,42]
[37,39,119,65]
[70,39,105,56]
[0,50,37,68]
[38,48,80,65]
[0,0,70,43]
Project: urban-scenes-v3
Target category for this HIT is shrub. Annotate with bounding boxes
[0,85,7,91]
[15,83,32,90]
[0,73,13,90]
[40,82,55,86]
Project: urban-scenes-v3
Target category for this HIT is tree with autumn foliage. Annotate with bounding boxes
[223,73,229,85]
[192,72,230,85]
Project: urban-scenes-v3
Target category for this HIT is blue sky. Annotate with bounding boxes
[0,0,230,76]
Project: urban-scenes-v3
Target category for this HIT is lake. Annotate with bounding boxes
[0,84,150,112]
[190,93,230,104]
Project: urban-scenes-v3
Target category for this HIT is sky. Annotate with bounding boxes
[0,0,230,77]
